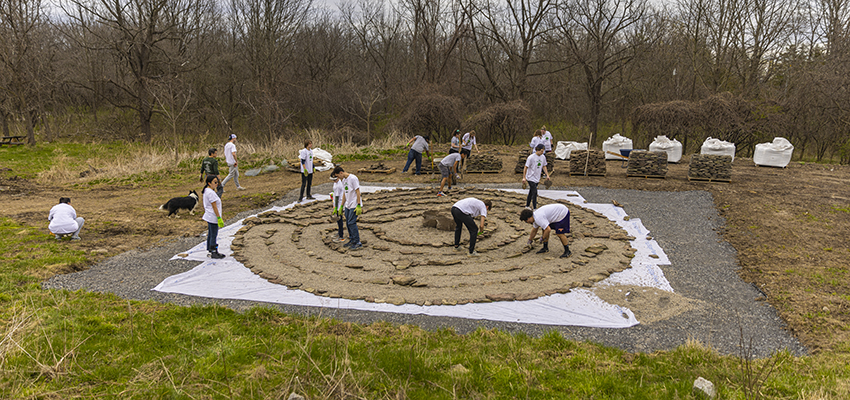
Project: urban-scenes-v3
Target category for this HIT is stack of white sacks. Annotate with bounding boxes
[602,134,633,160]
[648,136,683,163]
[753,137,794,168]
[554,141,588,160]
[700,137,737,162]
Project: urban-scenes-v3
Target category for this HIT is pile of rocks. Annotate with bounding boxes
[514,149,555,174]
[626,150,668,177]
[688,154,732,181]
[568,149,607,176]
[422,210,456,231]
[465,154,503,172]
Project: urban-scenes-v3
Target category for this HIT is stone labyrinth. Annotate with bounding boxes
[230,188,637,306]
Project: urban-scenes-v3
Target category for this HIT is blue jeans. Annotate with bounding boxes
[207,222,219,253]
[344,207,360,245]
[402,150,423,174]
[337,214,345,238]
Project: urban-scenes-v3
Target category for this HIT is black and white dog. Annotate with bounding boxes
[159,190,199,217]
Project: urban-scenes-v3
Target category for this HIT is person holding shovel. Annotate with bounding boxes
[520,204,572,258]
[522,144,550,210]
[451,197,492,257]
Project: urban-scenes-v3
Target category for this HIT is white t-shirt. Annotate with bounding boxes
[453,198,488,218]
[530,136,542,149]
[441,152,462,167]
[451,136,460,150]
[224,141,237,165]
[202,187,223,224]
[524,153,547,183]
[461,133,476,150]
[342,174,361,209]
[542,131,553,151]
[299,148,314,173]
[48,203,79,234]
[332,179,344,208]
[532,204,569,230]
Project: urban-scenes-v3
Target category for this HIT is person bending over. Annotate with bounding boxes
[437,152,462,196]
[451,197,492,257]
[402,134,432,175]
[520,203,572,258]
[48,197,84,240]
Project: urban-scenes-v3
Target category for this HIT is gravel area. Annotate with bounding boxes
[43,182,807,357]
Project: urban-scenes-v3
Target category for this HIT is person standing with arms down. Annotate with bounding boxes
[437,152,462,196]
[330,171,346,243]
[449,129,461,154]
[451,197,492,257]
[200,148,223,197]
[221,134,246,192]
[335,166,364,250]
[529,129,543,150]
[520,203,572,258]
[299,139,316,202]
[522,144,550,210]
[48,197,85,240]
[540,125,553,153]
[402,134,432,175]
[202,175,226,259]
[460,130,480,171]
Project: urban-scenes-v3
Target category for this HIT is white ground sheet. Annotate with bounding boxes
[153,187,673,329]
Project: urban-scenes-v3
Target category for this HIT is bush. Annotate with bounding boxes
[464,101,531,145]
[398,93,462,142]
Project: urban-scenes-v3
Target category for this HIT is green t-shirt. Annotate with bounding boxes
[201,157,219,176]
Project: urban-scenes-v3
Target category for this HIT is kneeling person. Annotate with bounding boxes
[520,203,572,258]
[451,197,492,257]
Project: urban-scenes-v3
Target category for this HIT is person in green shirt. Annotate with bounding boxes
[200,148,223,196]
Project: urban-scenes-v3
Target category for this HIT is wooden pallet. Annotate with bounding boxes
[464,169,502,174]
[358,167,396,174]
[627,174,667,179]
[569,172,607,177]
[688,176,731,183]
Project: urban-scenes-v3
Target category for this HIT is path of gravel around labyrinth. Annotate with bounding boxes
[232,187,636,306]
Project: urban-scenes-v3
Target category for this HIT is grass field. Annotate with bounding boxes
[2,139,850,399]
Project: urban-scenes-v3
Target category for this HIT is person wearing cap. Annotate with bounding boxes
[330,171,346,243]
[520,204,572,258]
[437,152,462,196]
[48,197,85,240]
[335,166,364,250]
[402,134,432,175]
[221,134,246,192]
[522,144,550,210]
[299,139,316,202]
[449,129,461,154]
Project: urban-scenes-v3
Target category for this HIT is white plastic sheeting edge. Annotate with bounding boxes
[154,187,674,328]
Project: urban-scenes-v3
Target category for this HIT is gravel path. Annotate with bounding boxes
[43,182,806,357]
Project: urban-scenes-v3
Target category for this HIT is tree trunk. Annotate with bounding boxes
[1,112,9,136]
[26,110,36,146]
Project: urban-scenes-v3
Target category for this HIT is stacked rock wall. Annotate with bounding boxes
[688,154,732,181]
[514,149,555,174]
[465,154,503,172]
[568,150,607,176]
[626,150,668,177]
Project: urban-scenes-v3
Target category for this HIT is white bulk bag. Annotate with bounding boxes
[602,134,633,160]
[753,137,793,168]
[700,137,736,162]
[648,136,683,163]
[312,148,335,171]
[554,141,588,160]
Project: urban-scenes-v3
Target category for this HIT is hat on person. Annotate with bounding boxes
[229,134,237,139]
[535,144,545,151]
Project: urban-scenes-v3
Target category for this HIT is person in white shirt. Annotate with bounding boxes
[540,125,553,152]
[330,172,346,242]
[221,134,246,191]
[460,130,480,170]
[48,197,85,240]
[522,144,551,210]
[451,197,492,257]
[520,203,572,258]
[299,139,316,202]
[529,129,543,150]
[334,166,363,250]
[437,152,462,196]
[449,129,461,154]
[202,175,226,259]
[402,134,432,175]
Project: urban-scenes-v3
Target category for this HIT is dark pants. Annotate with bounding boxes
[526,181,539,209]
[344,207,360,245]
[299,173,313,199]
[403,150,423,174]
[337,214,345,238]
[452,206,478,254]
[460,148,471,168]
[206,222,219,253]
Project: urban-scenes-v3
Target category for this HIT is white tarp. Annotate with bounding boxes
[753,137,793,168]
[648,136,683,163]
[700,137,736,162]
[554,141,588,160]
[154,187,674,329]
[602,134,633,160]
[312,148,335,172]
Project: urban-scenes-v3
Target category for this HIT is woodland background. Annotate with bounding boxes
[2,0,850,162]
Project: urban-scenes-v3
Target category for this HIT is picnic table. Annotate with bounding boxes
[0,136,25,146]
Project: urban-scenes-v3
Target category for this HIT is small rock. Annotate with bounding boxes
[693,377,715,398]
[288,392,306,400]
[450,364,469,374]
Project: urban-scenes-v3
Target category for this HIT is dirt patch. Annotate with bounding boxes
[593,285,706,325]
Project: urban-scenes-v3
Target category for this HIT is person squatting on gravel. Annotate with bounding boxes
[437,152,462,196]
[202,175,226,259]
[330,171,346,242]
[402,134,432,175]
[335,166,364,250]
[523,144,550,210]
[200,148,223,197]
[451,197,492,257]
[299,139,316,202]
[460,130,480,170]
[48,197,85,240]
[449,129,461,154]
[520,203,572,258]
[221,134,246,192]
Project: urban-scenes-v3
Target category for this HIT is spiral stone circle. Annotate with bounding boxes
[230,187,636,306]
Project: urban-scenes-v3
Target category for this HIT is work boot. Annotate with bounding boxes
[210,251,226,259]
[560,246,572,258]
[536,243,549,254]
